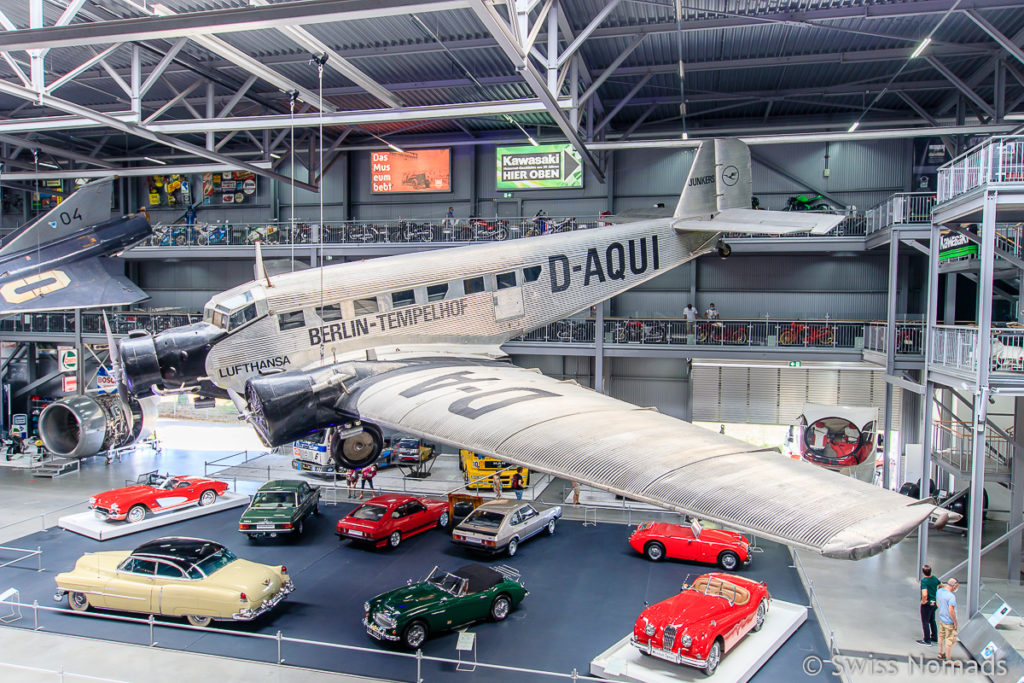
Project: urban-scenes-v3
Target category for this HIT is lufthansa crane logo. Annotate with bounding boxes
[721,165,739,186]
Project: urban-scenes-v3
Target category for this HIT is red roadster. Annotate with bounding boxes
[337,494,449,548]
[632,573,770,676]
[629,519,751,570]
[89,471,229,523]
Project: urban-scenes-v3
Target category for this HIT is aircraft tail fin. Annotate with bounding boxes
[0,178,116,256]
[714,138,753,212]
[673,141,716,219]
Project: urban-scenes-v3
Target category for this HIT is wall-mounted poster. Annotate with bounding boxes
[32,179,64,211]
[202,171,257,205]
[495,143,583,190]
[370,149,451,193]
[146,174,192,207]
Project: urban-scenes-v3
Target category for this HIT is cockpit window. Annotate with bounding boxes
[229,303,257,330]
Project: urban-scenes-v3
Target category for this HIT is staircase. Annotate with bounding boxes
[31,457,80,478]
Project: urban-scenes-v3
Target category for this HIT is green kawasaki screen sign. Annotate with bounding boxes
[496,144,583,190]
[938,230,979,261]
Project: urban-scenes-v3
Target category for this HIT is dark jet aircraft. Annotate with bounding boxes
[0,178,152,314]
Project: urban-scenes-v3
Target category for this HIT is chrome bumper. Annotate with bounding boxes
[364,617,400,641]
[232,579,293,621]
[630,637,706,668]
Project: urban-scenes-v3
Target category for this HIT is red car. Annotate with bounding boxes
[629,520,751,570]
[336,494,449,549]
[89,471,229,523]
[632,573,770,676]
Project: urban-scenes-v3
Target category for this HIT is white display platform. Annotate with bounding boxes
[590,600,807,683]
[58,492,250,541]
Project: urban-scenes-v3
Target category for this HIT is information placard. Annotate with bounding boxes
[370,149,451,193]
[495,144,583,190]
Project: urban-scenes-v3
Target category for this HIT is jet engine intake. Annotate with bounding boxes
[120,322,226,396]
[39,394,156,458]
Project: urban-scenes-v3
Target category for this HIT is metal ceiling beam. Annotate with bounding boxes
[594,73,652,134]
[934,25,1024,116]
[45,43,124,95]
[139,37,187,97]
[0,134,116,169]
[555,0,621,69]
[579,33,645,106]
[926,56,997,119]
[146,98,571,134]
[965,10,1024,69]
[896,91,940,126]
[142,79,204,124]
[0,163,262,181]
[0,0,470,52]
[0,79,317,191]
[469,0,603,182]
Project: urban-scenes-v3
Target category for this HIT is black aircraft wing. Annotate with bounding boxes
[0,255,148,314]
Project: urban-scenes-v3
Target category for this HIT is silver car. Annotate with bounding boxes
[451,499,562,557]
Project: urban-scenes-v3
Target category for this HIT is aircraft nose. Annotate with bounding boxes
[120,322,226,396]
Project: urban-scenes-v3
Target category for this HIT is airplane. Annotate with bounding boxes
[0,178,152,314]
[38,139,941,560]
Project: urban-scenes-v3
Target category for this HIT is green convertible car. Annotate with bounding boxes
[364,564,528,649]
[238,480,320,541]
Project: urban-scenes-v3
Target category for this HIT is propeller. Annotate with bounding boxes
[103,311,131,403]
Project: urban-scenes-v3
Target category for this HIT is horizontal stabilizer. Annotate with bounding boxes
[0,256,147,315]
[674,208,845,235]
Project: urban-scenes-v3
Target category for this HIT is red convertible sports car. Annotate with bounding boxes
[89,471,229,523]
[629,520,751,570]
[632,573,770,676]
[336,494,449,548]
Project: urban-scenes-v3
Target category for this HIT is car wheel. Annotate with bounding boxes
[402,620,428,649]
[186,614,212,628]
[703,639,722,676]
[295,519,304,536]
[68,591,89,612]
[312,503,320,517]
[546,519,556,535]
[198,489,217,506]
[718,551,740,571]
[490,594,512,621]
[753,599,768,632]
[127,505,147,523]
[438,511,449,528]
[645,542,665,562]
[389,530,402,548]
[507,537,518,557]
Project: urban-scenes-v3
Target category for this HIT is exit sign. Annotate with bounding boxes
[502,192,514,198]
[788,361,802,368]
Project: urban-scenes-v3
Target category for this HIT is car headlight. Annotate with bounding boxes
[363,602,370,612]
[682,635,692,647]
[644,624,655,636]
[88,497,96,506]
[110,503,120,512]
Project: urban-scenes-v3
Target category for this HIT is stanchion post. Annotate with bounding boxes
[416,648,423,682]
[277,629,283,663]
[32,599,38,630]
[37,546,41,572]
[148,614,155,646]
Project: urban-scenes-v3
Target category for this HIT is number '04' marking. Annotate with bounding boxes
[0,269,71,304]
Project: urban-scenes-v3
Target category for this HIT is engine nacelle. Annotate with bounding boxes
[39,394,156,458]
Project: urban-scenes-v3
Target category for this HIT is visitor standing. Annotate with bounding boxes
[917,565,940,646]
[345,467,358,499]
[936,578,959,660]
[511,468,525,501]
[491,472,503,498]
[359,463,377,498]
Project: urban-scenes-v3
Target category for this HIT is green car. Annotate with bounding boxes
[364,564,528,649]
[238,480,320,541]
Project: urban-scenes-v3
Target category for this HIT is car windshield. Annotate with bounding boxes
[252,491,294,507]
[138,472,166,486]
[425,567,466,596]
[193,548,237,576]
[158,477,181,490]
[463,509,504,529]
[351,504,386,521]
[398,439,418,448]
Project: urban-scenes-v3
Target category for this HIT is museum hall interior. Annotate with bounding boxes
[3,1,1024,681]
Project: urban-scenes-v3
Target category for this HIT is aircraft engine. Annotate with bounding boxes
[245,371,383,469]
[39,394,156,459]
[119,322,226,396]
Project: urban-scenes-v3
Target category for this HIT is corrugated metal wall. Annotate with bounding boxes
[693,366,900,427]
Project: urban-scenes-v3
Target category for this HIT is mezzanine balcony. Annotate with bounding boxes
[934,136,1024,224]
[928,324,1024,391]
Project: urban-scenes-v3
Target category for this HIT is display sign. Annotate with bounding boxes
[147,174,192,207]
[496,144,583,190]
[58,346,78,372]
[32,179,64,211]
[62,374,77,393]
[370,149,451,193]
[939,230,979,261]
[96,366,118,395]
[203,171,257,205]
[987,603,1013,628]
[10,413,27,438]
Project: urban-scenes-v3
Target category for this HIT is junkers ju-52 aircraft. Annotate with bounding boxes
[41,139,941,560]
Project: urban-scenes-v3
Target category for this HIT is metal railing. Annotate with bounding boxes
[514,317,874,350]
[938,136,1024,202]
[931,420,1011,476]
[0,311,200,336]
[862,321,925,355]
[865,193,936,233]
[790,549,837,657]
[930,324,1024,374]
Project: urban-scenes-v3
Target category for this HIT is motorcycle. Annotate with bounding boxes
[399,220,432,242]
[779,321,835,346]
[197,223,230,246]
[785,193,832,212]
[246,224,279,244]
[345,224,379,243]
[696,321,749,344]
[467,218,509,241]
[157,225,200,246]
[547,216,578,233]
[613,319,668,344]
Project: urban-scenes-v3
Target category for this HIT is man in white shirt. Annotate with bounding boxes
[683,304,697,336]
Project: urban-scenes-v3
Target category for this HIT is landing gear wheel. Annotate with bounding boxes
[716,241,732,258]
[753,599,768,632]
[127,505,147,523]
[507,537,519,557]
[546,519,556,535]
[490,594,511,621]
[186,614,212,628]
[199,490,217,506]
[388,530,402,549]
[645,542,665,561]
[718,551,740,571]
[402,621,428,649]
[703,640,722,676]
[68,591,89,612]
[438,512,450,528]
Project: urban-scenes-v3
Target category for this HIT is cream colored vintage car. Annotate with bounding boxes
[54,536,293,627]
